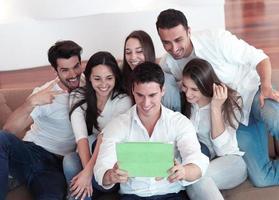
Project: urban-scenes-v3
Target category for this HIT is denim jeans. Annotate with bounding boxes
[236,88,279,187]
[186,155,247,200]
[0,130,66,200]
[120,191,185,200]
[63,141,118,200]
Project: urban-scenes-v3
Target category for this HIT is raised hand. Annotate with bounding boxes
[28,77,65,107]
[103,163,128,186]
[211,83,228,109]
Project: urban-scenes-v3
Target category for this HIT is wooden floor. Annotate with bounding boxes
[225,0,279,69]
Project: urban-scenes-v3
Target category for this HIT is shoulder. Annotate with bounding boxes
[163,106,194,127]
[102,107,133,137]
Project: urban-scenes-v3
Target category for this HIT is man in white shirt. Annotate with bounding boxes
[94,62,209,199]
[156,8,279,187]
[0,40,83,199]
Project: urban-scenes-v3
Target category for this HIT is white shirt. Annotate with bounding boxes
[23,79,76,156]
[70,93,132,144]
[190,103,244,159]
[160,29,268,125]
[94,105,209,197]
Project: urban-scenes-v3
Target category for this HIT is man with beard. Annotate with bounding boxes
[0,40,83,199]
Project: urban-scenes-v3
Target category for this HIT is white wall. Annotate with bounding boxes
[0,0,225,71]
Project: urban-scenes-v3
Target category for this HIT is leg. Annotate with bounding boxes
[186,177,224,200]
[0,131,36,199]
[205,155,247,189]
[29,170,66,200]
[237,116,279,187]
[251,89,279,139]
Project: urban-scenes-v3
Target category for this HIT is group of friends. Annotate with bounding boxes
[1,8,279,200]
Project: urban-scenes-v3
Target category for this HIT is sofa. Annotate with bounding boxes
[1,69,279,200]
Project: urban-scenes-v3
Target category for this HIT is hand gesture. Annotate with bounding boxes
[167,160,186,183]
[70,168,93,200]
[103,163,128,186]
[28,78,65,107]
[259,85,279,107]
[211,83,228,109]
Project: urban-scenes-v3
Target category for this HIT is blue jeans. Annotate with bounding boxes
[120,191,185,200]
[63,141,118,200]
[237,89,279,187]
[0,130,66,200]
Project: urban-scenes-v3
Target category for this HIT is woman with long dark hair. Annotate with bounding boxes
[181,58,247,199]
[63,51,132,200]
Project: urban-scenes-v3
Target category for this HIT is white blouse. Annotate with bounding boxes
[190,103,244,159]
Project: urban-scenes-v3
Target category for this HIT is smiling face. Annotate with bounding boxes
[158,24,193,60]
[125,38,146,70]
[56,55,82,91]
[182,76,210,107]
[132,82,164,119]
[90,64,115,99]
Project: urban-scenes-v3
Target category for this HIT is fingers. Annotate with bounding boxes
[45,77,60,91]
[213,83,227,98]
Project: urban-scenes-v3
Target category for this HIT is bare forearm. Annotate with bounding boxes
[256,58,272,87]
[77,139,91,168]
[183,163,202,181]
[3,98,34,134]
[210,106,225,139]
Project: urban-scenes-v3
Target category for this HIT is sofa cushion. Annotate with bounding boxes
[0,92,12,128]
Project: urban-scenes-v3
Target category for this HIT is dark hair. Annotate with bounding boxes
[131,62,164,90]
[48,40,82,71]
[156,9,189,31]
[70,51,125,135]
[122,30,156,94]
[181,58,242,129]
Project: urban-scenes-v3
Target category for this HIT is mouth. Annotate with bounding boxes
[67,77,80,88]
[129,61,142,68]
[99,87,110,92]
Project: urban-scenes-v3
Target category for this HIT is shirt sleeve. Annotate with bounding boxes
[70,105,88,142]
[174,114,209,186]
[216,30,268,70]
[94,116,128,189]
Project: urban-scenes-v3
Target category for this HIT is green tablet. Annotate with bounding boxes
[116,142,174,177]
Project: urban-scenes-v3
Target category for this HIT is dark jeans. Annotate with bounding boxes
[0,130,66,200]
[120,191,184,200]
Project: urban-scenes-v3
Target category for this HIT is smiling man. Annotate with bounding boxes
[156,8,279,188]
[0,40,83,199]
[94,62,209,200]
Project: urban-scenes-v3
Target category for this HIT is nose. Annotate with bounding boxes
[131,51,137,60]
[185,89,192,98]
[143,97,151,107]
[68,69,77,78]
[171,43,178,54]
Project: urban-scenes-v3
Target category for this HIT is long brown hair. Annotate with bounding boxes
[181,58,242,129]
[122,30,155,94]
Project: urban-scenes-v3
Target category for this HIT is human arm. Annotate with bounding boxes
[256,58,279,107]
[210,83,227,139]
[70,135,103,199]
[3,78,62,135]
[175,114,209,185]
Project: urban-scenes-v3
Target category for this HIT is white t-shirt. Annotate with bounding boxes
[23,79,76,156]
[160,29,268,125]
[94,105,209,197]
